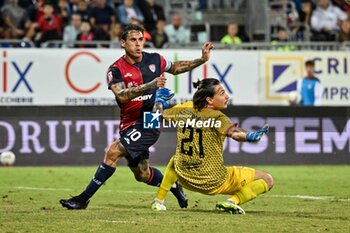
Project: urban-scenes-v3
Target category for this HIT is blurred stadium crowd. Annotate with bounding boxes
[0,0,349,48]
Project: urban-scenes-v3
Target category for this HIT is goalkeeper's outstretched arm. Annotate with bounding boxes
[226,124,269,143]
[226,126,248,142]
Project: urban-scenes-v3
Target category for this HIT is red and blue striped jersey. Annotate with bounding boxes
[107,52,171,131]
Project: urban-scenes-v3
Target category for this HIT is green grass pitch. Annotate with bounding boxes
[1,165,349,233]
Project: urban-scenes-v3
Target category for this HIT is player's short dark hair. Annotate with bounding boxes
[120,24,144,41]
[305,60,315,67]
[193,78,221,110]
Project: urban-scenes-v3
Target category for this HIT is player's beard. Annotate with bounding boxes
[127,49,142,62]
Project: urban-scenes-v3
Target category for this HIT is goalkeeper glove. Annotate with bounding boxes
[246,124,269,143]
[155,88,174,108]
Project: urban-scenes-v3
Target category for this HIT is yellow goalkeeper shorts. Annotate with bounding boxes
[208,166,255,195]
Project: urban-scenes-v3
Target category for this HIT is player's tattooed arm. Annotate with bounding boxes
[168,42,214,75]
[226,126,248,142]
[168,58,206,75]
[111,81,156,103]
[110,76,166,104]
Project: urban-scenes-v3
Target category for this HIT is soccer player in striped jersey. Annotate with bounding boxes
[151,78,274,214]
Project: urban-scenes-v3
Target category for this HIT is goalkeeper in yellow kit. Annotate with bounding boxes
[151,78,273,214]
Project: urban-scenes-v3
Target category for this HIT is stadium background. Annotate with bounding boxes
[1,2,349,233]
[0,0,349,166]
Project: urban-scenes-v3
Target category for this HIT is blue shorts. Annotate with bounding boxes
[119,124,160,167]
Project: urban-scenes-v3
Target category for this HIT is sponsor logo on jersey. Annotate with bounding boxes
[124,72,132,78]
[131,94,153,101]
[149,64,156,73]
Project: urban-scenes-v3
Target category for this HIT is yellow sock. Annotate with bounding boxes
[156,157,178,201]
[230,179,269,205]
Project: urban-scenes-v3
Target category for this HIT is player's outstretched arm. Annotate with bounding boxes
[110,75,166,104]
[167,42,214,75]
[245,124,269,143]
[226,126,248,142]
[227,124,269,143]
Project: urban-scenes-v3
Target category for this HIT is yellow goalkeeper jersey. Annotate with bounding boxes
[163,101,236,193]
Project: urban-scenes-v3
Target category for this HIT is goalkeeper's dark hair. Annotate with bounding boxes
[192,78,220,110]
[120,24,144,41]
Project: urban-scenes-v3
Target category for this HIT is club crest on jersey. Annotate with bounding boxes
[149,64,156,73]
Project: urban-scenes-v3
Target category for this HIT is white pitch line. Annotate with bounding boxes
[16,186,74,191]
[15,186,154,194]
[271,194,333,200]
[99,220,135,224]
[270,194,350,201]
